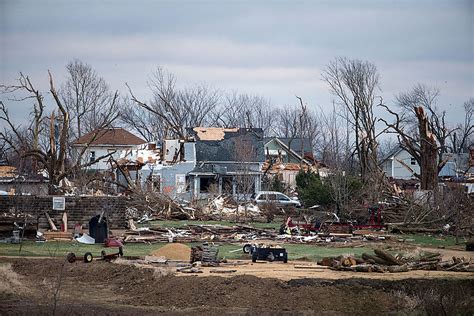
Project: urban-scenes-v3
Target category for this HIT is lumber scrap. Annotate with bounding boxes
[43,231,72,241]
[44,211,58,231]
[62,212,68,232]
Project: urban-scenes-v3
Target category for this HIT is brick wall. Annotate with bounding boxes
[0,196,129,229]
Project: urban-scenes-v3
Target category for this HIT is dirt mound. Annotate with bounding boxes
[150,243,191,261]
[3,257,474,315]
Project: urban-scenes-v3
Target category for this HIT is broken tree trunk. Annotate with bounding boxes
[415,106,438,191]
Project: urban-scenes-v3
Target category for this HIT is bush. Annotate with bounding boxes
[296,170,332,207]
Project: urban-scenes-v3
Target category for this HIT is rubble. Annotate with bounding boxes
[204,195,261,218]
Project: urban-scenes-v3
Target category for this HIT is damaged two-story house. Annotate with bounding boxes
[115,127,265,201]
[187,127,265,200]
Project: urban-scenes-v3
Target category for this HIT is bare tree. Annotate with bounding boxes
[379,84,451,190]
[272,98,320,161]
[316,102,352,169]
[120,97,165,142]
[61,59,118,139]
[1,72,119,194]
[127,66,219,139]
[322,57,381,182]
[449,98,473,153]
[216,92,275,135]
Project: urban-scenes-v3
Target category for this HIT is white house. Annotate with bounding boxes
[72,127,146,171]
[381,147,420,180]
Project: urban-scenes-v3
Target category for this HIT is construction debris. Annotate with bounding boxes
[190,244,219,264]
[123,221,277,243]
[203,195,261,218]
[43,231,73,241]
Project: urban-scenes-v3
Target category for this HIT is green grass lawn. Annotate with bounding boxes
[0,240,374,261]
[399,234,460,248]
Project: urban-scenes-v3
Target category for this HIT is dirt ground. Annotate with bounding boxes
[0,257,473,315]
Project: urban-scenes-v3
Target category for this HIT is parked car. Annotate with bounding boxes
[253,191,301,208]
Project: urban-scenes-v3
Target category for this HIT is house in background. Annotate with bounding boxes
[72,127,146,171]
[264,137,314,162]
[262,137,317,188]
[187,127,265,200]
[113,127,265,200]
[381,147,420,180]
[116,140,196,198]
[381,144,474,181]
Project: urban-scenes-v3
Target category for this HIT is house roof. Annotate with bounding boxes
[73,128,146,146]
[187,127,265,163]
[380,146,404,164]
[264,137,312,155]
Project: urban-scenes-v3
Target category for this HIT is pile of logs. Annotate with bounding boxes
[318,249,473,273]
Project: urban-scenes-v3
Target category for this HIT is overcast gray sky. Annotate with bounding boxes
[1,0,472,128]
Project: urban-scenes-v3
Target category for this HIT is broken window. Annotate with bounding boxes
[89,151,96,163]
[200,176,217,193]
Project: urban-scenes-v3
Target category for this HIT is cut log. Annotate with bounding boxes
[362,253,390,265]
[374,249,402,266]
[354,265,373,272]
[418,252,441,261]
[317,257,336,267]
[388,265,409,273]
[342,257,357,267]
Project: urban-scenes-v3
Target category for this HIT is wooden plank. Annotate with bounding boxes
[44,211,58,231]
[62,212,68,232]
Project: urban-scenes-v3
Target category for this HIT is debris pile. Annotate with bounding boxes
[0,210,36,238]
[126,191,196,221]
[203,195,261,218]
[190,244,219,264]
[318,249,473,273]
[123,221,277,243]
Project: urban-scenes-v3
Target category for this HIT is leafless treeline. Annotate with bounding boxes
[1,58,473,193]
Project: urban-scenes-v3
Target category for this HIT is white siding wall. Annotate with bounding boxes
[383,150,420,180]
[75,145,137,170]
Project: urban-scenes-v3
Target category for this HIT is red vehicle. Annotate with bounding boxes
[283,204,385,235]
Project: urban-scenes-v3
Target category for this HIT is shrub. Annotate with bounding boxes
[296,170,332,207]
